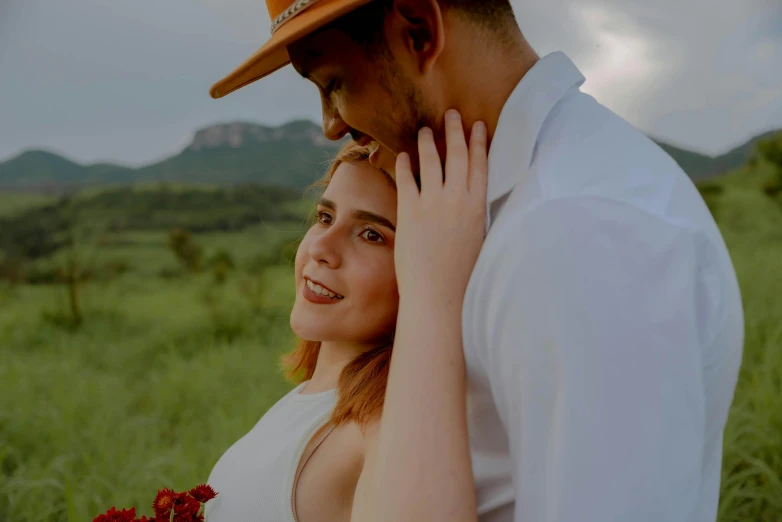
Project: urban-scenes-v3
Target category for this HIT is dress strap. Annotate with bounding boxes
[290,421,338,522]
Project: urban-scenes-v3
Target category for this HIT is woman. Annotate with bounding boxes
[206,111,488,522]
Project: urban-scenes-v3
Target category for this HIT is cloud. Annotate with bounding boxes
[566,4,670,125]
[513,0,782,153]
[0,0,779,164]
[192,0,272,43]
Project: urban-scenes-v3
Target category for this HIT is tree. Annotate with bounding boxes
[168,228,203,273]
[44,196,106,329]
[207,249,235,284]
[755,132,782,169]
[755,133,782,198]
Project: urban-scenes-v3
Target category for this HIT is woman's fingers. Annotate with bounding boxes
[417,127,442,197]
[395,152,418,211]
[468,120,489,199]
[411,113,486,201]
[444,110,469,190]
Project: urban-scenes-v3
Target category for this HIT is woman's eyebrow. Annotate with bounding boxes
[318,198,395,231]
[318,197,337,210]
[353,210,396,232]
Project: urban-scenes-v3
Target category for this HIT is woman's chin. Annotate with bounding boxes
[290,309,335,342]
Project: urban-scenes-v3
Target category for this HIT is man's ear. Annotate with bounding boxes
[387,0,445,74]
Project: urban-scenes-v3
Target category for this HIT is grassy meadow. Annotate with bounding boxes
[0,192,54,218]
[1,203,309,521]
[2,151,782,521]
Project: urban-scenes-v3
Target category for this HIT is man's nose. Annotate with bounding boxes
[322,107,348,142]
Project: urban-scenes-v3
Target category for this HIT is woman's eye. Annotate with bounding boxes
[326,79,339,95]
[317,211,333,225]
[360,228,384,243]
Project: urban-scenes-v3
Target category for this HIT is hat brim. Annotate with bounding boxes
[210,0,373,99]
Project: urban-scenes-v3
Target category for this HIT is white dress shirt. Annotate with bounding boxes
[463,52,744,522]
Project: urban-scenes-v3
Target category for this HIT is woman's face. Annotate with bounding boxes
[290,161,399,346]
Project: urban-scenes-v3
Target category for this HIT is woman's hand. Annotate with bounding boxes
[351,110,487,522]
[394,109,488,305]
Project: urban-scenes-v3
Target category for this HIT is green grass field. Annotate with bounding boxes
[0,222,305,521]
[1,169,782,521]
[0,192,54,218]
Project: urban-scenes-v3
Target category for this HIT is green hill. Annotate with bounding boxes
[0,150,81,185]
[0,183,305,262]
[0,150,136,191]
[654,143,715,180]
[0,121,342,193]
[654,130,781,181]
[0,120,777,191]
[132,121,343,189]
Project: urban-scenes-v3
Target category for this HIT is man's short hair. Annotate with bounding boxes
[331,0,517,50]
[441,0,516,27]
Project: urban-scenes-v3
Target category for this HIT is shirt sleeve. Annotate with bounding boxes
[478,196,707,522]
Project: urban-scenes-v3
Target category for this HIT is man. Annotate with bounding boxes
[210,1,744,520]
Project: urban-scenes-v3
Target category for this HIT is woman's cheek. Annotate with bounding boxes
[373,261,400,317]
[294,233,313,283]
[352,254,389,296]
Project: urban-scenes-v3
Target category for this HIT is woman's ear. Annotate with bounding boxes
[387,0,445,74]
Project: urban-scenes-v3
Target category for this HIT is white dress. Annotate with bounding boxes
[205,382,337,522]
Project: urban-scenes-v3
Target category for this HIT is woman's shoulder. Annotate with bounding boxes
[246,381,318,429]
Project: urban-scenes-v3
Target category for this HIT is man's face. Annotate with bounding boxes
[288,26,436,174]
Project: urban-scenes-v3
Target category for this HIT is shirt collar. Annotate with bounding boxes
[486,52,586,226]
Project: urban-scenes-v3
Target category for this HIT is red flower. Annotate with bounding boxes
[173,493,201,518]
[93,507,137,522]
[188,484,217,503]
[152,488,177,518]
[96,483,216,522]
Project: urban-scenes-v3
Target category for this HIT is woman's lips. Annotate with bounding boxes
[303,278,343,305]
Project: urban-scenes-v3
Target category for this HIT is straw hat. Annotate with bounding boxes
[210,0,373,99]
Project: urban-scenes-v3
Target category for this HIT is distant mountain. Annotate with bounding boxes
[132,120,342,188]
[653,130,781,181]
[0,150,135,190]
[0,120,777,192]
[0,121,341,192]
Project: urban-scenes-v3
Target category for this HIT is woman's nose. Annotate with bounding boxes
[308,229,342,268]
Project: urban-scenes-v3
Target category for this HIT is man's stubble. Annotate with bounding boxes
[374,50,438,179]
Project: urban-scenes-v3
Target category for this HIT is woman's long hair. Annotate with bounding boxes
[281,141,394,429]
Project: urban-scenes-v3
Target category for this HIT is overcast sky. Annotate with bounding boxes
[0,0,780,166]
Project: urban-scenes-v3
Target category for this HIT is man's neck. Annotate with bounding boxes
[440,29,538,143]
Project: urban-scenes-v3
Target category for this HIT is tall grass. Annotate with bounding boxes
[0,268,297,522]
[1,184,781,521]
[0,192,54,218]
[717,230,782,521]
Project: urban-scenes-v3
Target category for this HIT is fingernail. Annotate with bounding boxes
[419,127,433,137]
[474,121,487,139]
[445,109,461,121]
[397,152,411,169]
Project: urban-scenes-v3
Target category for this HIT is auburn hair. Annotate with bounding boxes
[281,141,395,429]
